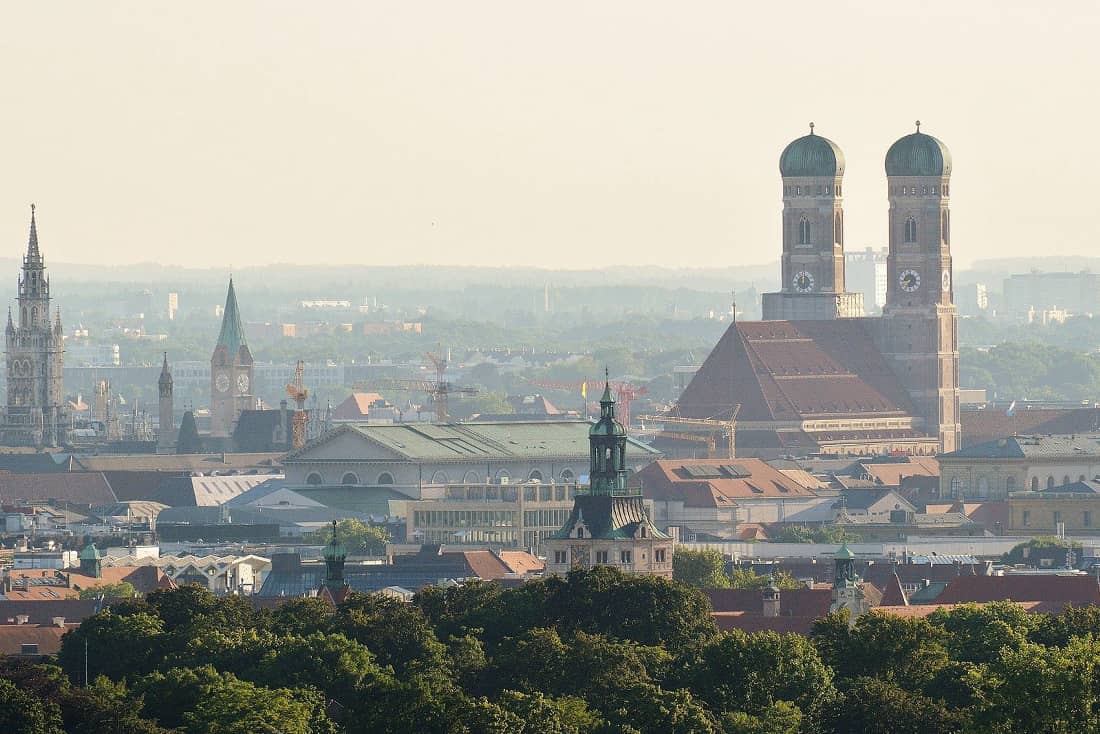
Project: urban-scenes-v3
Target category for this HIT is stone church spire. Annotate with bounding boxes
[26,204,40,262]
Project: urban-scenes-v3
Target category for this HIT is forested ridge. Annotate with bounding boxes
[3,568,1100,733]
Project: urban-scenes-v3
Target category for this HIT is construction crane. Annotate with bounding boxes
[528,379,648,427]
[285,360,309,450]
[638,407,740,459]
[355,349,478,422]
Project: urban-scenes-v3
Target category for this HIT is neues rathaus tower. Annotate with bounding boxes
[3,206,66,447]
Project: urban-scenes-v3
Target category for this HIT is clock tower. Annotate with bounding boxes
[762,124,863,320]
[210,278,254,437]
[876,123,960,453]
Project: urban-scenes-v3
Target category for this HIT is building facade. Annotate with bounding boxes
[544,380,673,577]
[677,125,960,457]
[940,434,1100,501]
[2,207,66,447]
[210,279,255,437]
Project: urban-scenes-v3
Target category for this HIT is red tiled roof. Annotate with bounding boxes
[0,600,106,624]
[934,575,1100,605]
[454,551,512,580]
[961,408,1100,448]
[738,523,770,541]
[861,458,939,487]
[331,393,386,421]
[705,588,832,618]
[677,320,916,422]
[0,624,70,656]
[498,551,545,575]
[634,459,816,507]
[0,472,116,505]
[878,574,909,607]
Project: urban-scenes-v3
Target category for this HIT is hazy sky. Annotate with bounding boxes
[0,2,1094,269]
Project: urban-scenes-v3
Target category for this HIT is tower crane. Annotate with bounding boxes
[285,360,309,450]
[527,379,647,427]
[354,349,478,423]
[637,406,741,459]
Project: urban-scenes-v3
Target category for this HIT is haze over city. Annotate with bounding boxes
[1,1,1093,269]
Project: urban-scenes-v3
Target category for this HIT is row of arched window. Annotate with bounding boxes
[784,184,842,197]
[303,467,578,487]
[898,212,951,245]
[893,184,949,197]
[949,473,1089,498]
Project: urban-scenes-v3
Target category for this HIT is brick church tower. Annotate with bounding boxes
[209,278,254,437]
[762,124,863,320]
[873,123,961,453]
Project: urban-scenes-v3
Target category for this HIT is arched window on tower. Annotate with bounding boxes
[798,217,811,245]
[834,212,843,245]
[904,217,918,244]
[942,210,950,244]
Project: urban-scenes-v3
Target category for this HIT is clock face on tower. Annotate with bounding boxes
[237,373,250,394]
[899,269,921,293]
[793,271,815,293]
[942,269,951,292]
[215,373,230,393]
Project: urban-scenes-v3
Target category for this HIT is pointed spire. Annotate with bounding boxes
[159,352,172,385]
[27,204,39,259]
[600,366,614,413]
[216,277,248,357]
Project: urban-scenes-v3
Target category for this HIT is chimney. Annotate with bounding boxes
[15,614,29,625]
[51,616,65,628]
[762,583,781,618]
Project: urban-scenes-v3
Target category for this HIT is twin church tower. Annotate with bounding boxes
[678,123,960,455]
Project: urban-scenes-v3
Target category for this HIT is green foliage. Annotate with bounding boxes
[0,678,64,734]
[672,547,730,589]
[677,630,835,722]
[29,570,1100,734]
[77,582,136,600]
[304,518,390,555]
[772,525,863,544]
[728,568,803,590]
[1002,536,1082,567]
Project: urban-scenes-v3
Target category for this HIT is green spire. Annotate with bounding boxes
[323,520,348,586]
[589,366,629,495]
[216,278,248,357]
[599,367,615,419]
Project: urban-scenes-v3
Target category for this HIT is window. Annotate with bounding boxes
[795,186,801,195]
[1006,476,1016,492]
[1022,510,1031,527]
[305,472,323,486]
[798,217,811,245]
[528,469,543,482]
[655,548,666,563]
[977,477,989,498]
[639,526,647,538]
[553,550,568,564]
[463,470,481,484]
[560,469,575,482]
[1064,475,1072,487]
[376,472,394,485]
[1054,511,1063,525]
[595,550,609,564]
[904,216,917,243]
[20,643,38,655]
[1086,511,1092,528]
[575,527,584,539]
[620,550,632,564]
[1031,477,1040,491]
[950,477,961,498]
[341,472,360,486]
[834,212,843,244]
[431,470,449,484]
[1048,476,1056,490]
[495,469,511,484]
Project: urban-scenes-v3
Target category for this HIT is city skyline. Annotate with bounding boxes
[1,1,1094,269]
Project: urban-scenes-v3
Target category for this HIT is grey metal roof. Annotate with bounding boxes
[942,434,1100,460]
[286,420,661,463]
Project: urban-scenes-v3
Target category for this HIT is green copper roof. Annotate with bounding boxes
[551,494,669,540]
[780,130,845,178]
[590,380,626,438]
[216,278,248,356]
[835,543,855,559]
[885,129,951,177]
[78,542,101,560]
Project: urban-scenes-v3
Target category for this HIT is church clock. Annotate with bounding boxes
[899,269,921,292]
[237,373,250,393]
[792,271,815,293]
[215,372,230,393]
